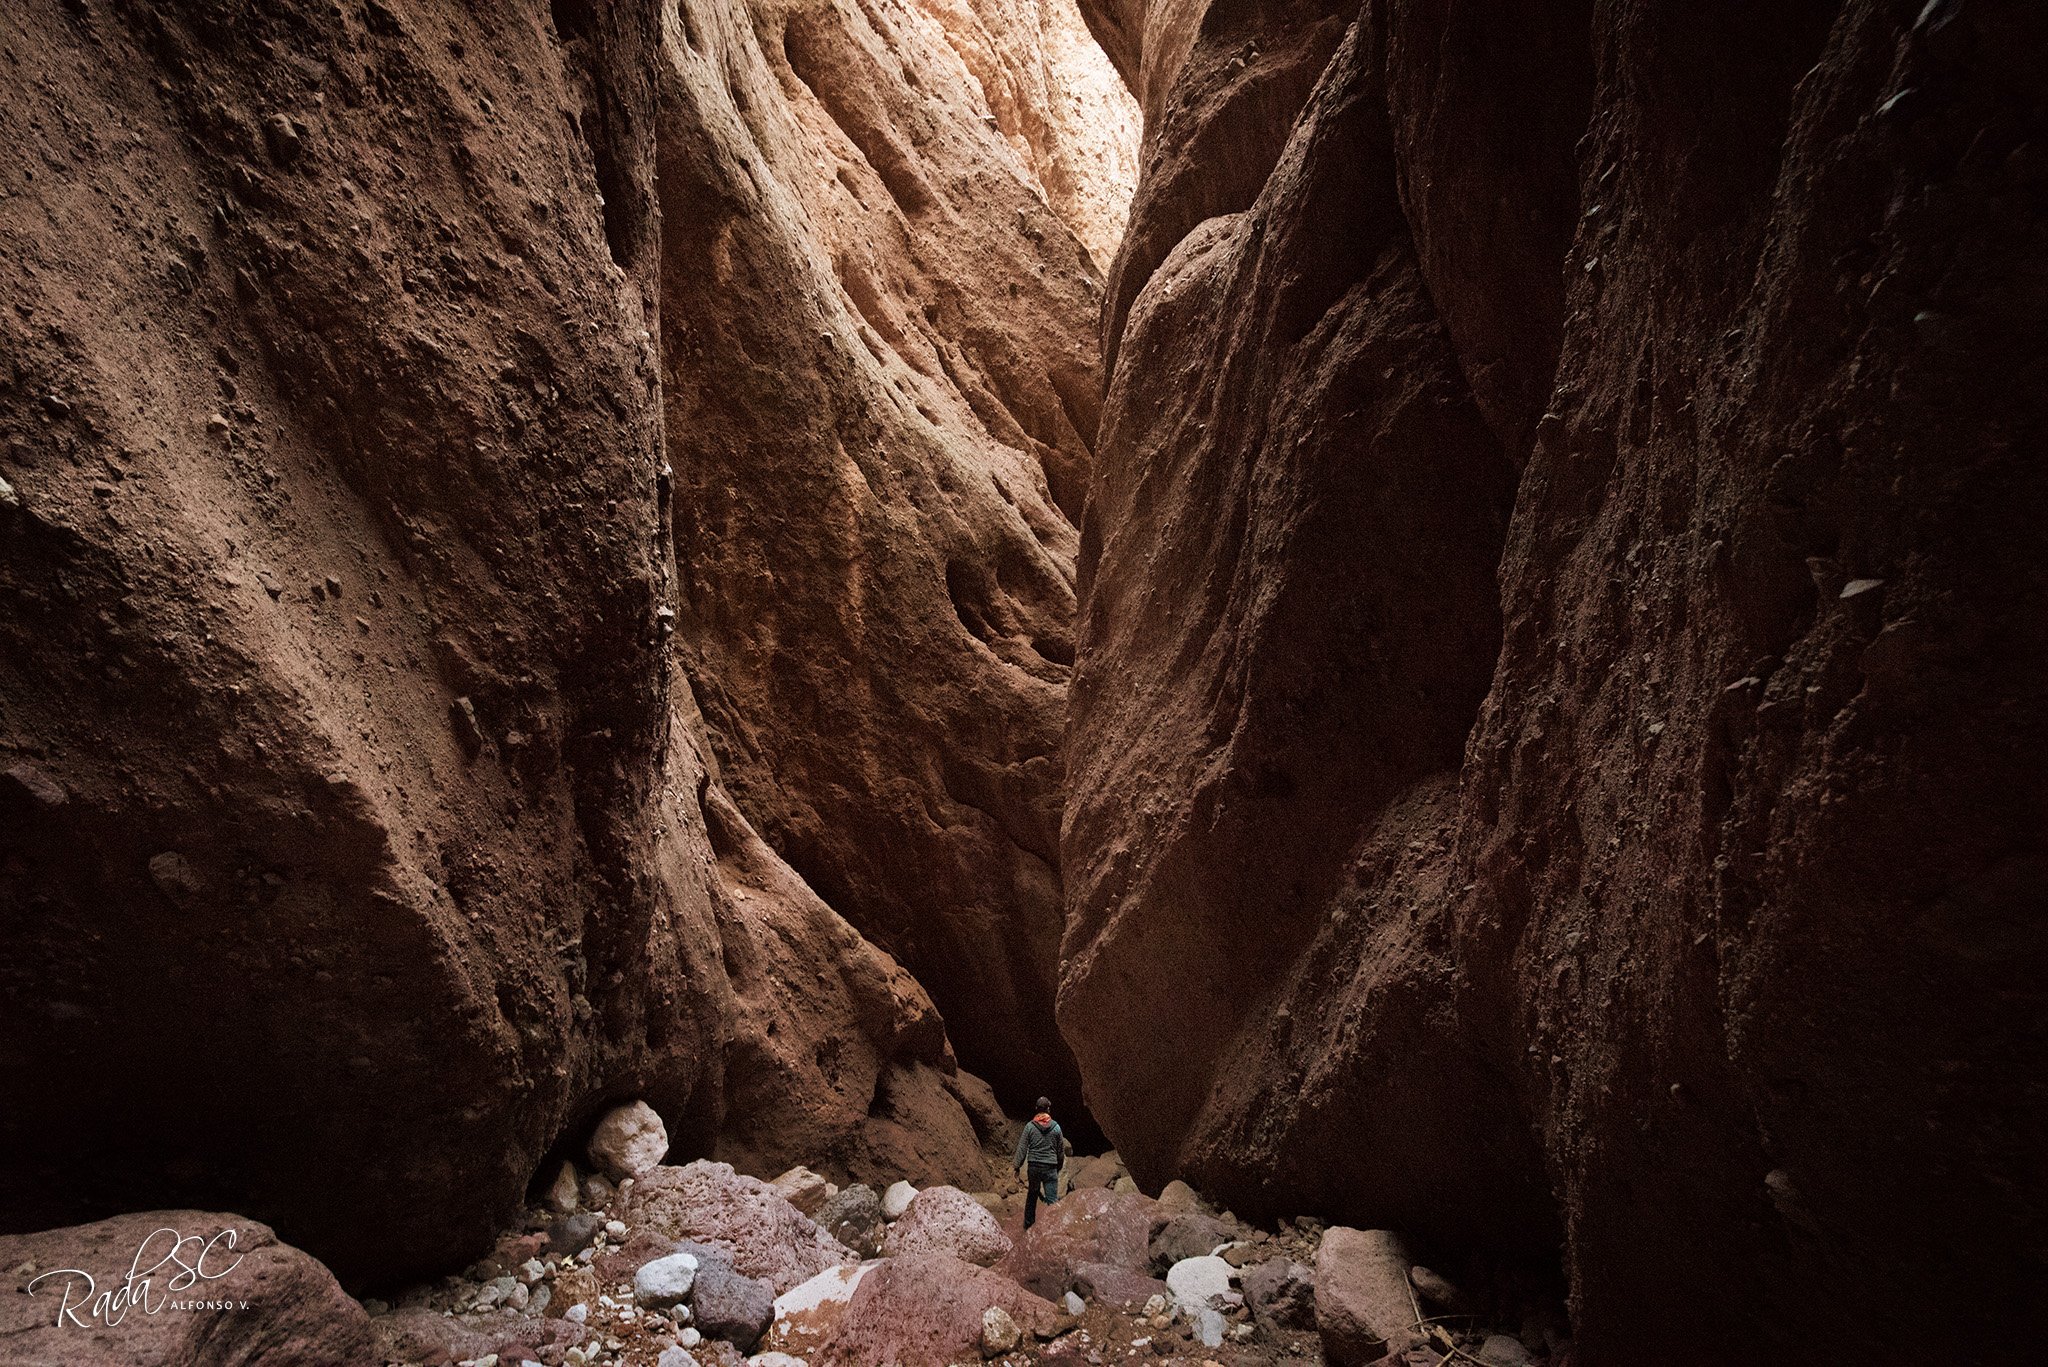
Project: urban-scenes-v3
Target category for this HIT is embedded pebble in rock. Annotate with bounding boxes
[1165,1256,1236,1315]
[634,1252,700,1309]
[605,1219,629,1240]
[588,1101,670,1182]
[881,1180,919,1221]
[1063,1290,1085,1315]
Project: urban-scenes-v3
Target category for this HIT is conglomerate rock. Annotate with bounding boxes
[1062,1,2048,1361]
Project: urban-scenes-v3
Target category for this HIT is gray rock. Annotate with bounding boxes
[548,1214,604,1257]
[1193,1307,1226,1348]
[689,1260,776,1352]
[1063,1291,1085,1316]
[634,1252,699,1309]
[1240,1257,1315,1328]
[812,1183,885,1258]
[656,1350,698,1367]
[1148,1211,1233,1272]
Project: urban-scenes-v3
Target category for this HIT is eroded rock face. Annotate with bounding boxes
[655,0,1126,1120]
[0,0,1125,1287]
[1065,0,2048,1360]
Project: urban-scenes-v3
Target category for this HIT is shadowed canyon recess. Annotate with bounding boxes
[0,0,2042,1364]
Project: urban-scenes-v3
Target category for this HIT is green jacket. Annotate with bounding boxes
[1014,1117,1067,1170]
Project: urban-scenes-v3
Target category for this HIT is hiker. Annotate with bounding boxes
[1013,1095,1072,1230]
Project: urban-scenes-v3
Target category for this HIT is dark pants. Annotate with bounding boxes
[1023,1162,1060,1229]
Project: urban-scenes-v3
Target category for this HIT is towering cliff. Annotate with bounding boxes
[0,0,1128,1285]
[1063,0,2047,1360]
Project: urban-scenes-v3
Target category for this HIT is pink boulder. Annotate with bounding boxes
[993,1187,1157,1298]
[881,1185,1013,1267]
[0,1211,369,1366]
[814,1253,1059,1366]
[622,1160,853,1294]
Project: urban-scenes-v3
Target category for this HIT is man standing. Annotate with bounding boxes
[1013,1095,1072,1230]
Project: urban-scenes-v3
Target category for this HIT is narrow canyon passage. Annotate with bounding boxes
[0,1,2043,1365]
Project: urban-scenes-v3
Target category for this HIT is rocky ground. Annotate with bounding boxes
[331,1103,1568,1367]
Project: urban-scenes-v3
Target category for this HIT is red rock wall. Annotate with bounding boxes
[1064,0,2048,1358]
[656,0,1126,1120]
[0,0,1124,1283]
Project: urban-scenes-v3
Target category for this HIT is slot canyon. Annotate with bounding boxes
[0,0,2041,1364]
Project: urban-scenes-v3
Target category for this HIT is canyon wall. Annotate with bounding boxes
[0,0,1123,1284]
[1064,0,2047,1360]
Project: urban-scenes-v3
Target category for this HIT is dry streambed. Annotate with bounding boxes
[355,1103,1569,1367]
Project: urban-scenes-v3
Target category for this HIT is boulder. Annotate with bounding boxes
[589,1101,671,1182]
[1241,1258,1316,1329]
[812,1253,1059,1367]
[1154,1181,1201,1216]
[764,1262,874,1357]
[881,1181,919,1221]
[625,1161,853,1294]
[0,1211,370,1366]
[1147,1211,1234,1272]
[634,1252,700,1309]
[768,1168,834,1217]
[1315,1228,1421,1364]
[811,1185,885,1258]
[993,1187,1157,1298]
[882,1186,1013,1266]
[1164,1255,1236,1315]
[691,1262,778,1353]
